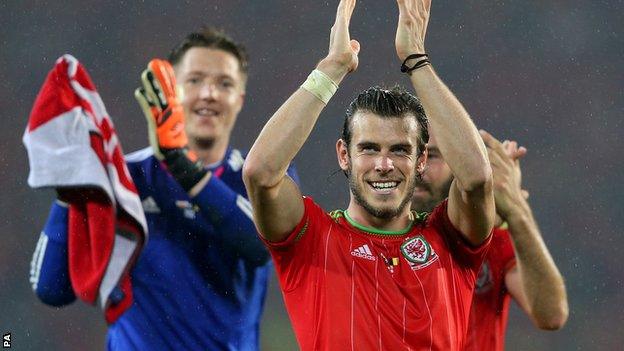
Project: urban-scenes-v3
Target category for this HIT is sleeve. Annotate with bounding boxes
[189,161,301,266]
[428,199,492,270]
[191,174,269,265]
[260,196,327,292]
[286,162,301,186]
[493,228,517,281]
[29,200,76,306]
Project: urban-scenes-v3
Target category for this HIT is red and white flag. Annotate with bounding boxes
[23,54,147,323]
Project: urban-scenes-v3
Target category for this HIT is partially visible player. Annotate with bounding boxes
[412,131,568,351]
[29,28,298,350]
[243,0,495,349]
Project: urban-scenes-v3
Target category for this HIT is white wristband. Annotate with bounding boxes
[300,69,338,105]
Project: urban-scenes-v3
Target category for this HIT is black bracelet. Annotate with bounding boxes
[401,53,430,75]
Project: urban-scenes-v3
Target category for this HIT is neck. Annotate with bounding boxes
[345,198,412,232]
[190,135,230,165]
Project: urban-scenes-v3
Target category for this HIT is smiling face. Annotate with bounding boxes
[337,111,427,219]
[173,47,245,151]
[412,134,454,213]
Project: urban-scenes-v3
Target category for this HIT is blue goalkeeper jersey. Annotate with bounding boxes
[30,147,299,351]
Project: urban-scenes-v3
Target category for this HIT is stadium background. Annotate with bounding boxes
[1,1,622,350]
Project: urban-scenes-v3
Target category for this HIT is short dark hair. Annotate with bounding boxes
[341,85,429,155]
[168,27,248,75]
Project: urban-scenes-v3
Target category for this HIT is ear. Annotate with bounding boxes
[336,139,350,171]
[416,147,428,173]
[236,90,246,112]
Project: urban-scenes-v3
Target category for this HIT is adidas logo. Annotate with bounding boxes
[141,196,161,213]
[351,244,376,261]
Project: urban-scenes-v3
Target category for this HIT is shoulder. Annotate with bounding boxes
[422,199,449,230]
[123,147,161,186]
[492,227,512,244]
[487,227,516,264]
[124,147,156,165]
[328,209,344,223]
[300,196,336,232]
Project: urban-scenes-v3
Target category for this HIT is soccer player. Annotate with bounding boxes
[243,0,495,349]
[29,28,298,350]
[412,131,568,350]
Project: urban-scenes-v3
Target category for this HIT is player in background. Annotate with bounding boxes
[412,130,568,350]
[29,28,298,350]
[243,0,495,349]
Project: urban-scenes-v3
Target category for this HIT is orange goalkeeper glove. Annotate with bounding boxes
[135,59,207,192]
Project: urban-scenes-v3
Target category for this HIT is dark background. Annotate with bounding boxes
[1,1,622,350]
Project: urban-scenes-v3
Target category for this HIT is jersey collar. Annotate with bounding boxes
[343,210,415,236]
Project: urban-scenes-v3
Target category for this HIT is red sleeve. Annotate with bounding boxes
[491,227,517,277]
[260,196,329,292]
[428,199,492,270]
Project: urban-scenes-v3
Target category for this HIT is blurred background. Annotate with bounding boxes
[1,0,622,350]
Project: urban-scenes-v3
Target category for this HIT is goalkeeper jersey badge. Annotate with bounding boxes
[401,235,438,270]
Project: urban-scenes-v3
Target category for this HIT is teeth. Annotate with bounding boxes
[195,108,218,116]
[371,181,398,189]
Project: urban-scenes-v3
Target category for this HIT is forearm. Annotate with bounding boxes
[245,60,347,188]
[30,201,76,306]
[409,66,490,188]
[506,200,568,329]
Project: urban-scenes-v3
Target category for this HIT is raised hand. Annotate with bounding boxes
[395,0,431,61]
[135,59,208,192]
[480,130,528,219]
[318,0,360,80]
[135,59,188,159]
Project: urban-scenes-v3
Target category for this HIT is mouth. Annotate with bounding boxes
[193,107,220,118]
[367,180,400,195]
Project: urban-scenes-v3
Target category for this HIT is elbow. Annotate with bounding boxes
[31,270,76,307]
[460,166,492,193]
[533,303,569,331]
[243,157,280,190]
[33,286,76,307]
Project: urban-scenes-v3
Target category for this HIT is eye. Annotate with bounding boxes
[219,79,235,90]
[390,145,412,156]
[186,76,202,85]
[392,148,408,155]
[360,146,378,154]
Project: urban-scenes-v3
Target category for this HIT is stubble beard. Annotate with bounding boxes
[192,136,215,150]
[347,163,419,220]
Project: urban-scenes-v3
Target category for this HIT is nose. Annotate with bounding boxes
[199,82,218,100]
[375,155,394,173]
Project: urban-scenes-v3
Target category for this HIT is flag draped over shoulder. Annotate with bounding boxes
[23,54,147,324]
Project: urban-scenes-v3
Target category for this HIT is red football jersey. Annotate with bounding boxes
[264,197,491,351]
[464,228,516,351]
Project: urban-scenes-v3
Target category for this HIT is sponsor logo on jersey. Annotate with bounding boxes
[351,244,376,261]
[401,235,438,270]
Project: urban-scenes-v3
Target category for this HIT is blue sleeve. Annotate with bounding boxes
[191,175,269,265]
[190,163,300,266]
[30,200,76,306]
[287,163,301,186]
